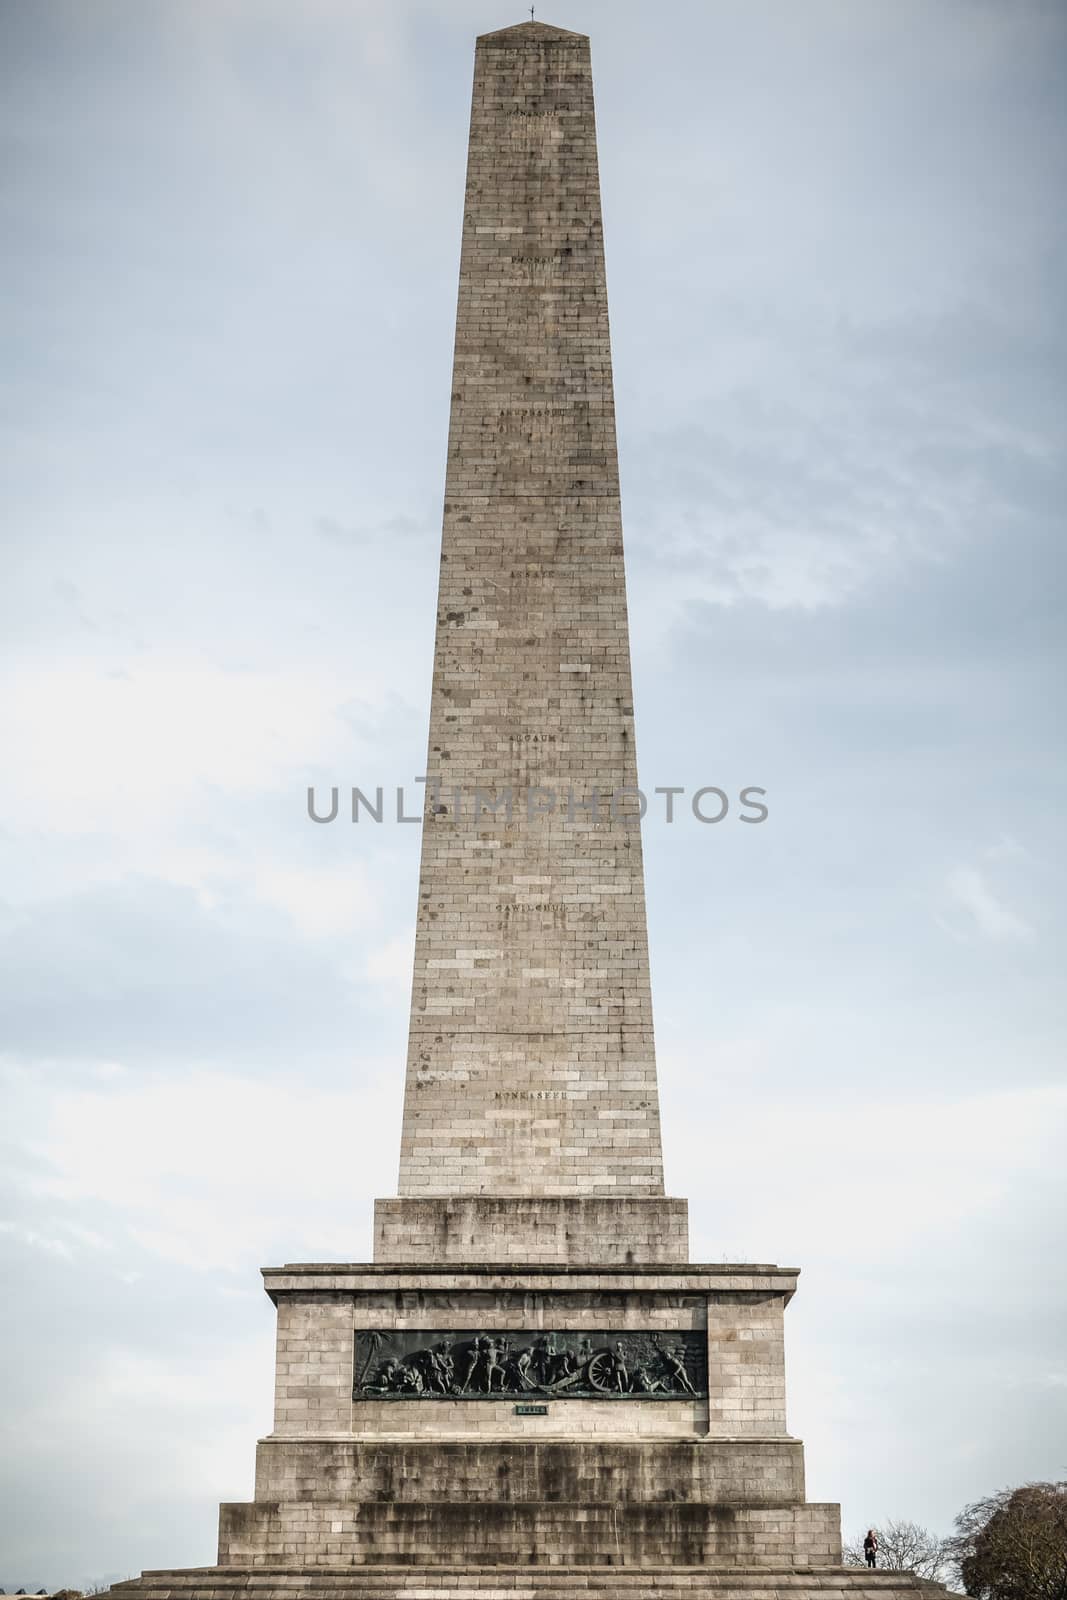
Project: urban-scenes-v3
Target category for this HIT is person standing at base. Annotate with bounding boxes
[864,1530,878,1568]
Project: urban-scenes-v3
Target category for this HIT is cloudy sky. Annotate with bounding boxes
[2,0,1065,1587]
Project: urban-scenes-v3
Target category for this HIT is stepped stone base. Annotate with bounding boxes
[103,1565,949,1599]
[218,1498,839,1567]
[251,1439,807,1504]
[217,1262,815,1570]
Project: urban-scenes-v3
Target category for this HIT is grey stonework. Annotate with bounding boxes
[223,1263,802,1561]
[250,1439,808,1506]
[373,1195,690,1265]
[396,19,663,1205]
[106,1573,955,1599]
[263,1265,794,1443]
[93,23,932,1600]
[216,1500,843,1569]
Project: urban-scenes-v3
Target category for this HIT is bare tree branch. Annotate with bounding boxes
[944,1480,1067,1600]
[844,1519,953,1583]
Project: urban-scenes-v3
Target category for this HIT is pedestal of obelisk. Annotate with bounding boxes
[100,22,948,1599]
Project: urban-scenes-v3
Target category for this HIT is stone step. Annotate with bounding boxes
[217,1498,839,1567]
[217,1497,844,1561]
[102,1565,932,1600]
[252,1438,806,1506]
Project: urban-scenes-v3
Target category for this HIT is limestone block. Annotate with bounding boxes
[373,1196,689,1264]
[251,1438,807,1506]
[103,1568,948,1600]
[216,1499,842,1568]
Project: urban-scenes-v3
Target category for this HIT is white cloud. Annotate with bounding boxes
[942,864,1034,942]
[983,834,1032,863]
[0,659,356,834]
[677,1079,1067,1263]
[21,1067,402,1270]
[364,930,415,988]
[0,1220,73,1259]
[251,861,377,938]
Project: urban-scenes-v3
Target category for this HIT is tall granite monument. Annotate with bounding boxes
[106,21,940,1599]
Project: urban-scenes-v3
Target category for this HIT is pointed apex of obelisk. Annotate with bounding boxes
[479,19,588,46]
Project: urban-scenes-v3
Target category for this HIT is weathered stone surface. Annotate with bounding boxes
[262,1264,798,1296]
[251,1439,808,1506]
[394,18,665,1207]
[260,1268,793,1443]
[215,1500,842,1568]
[373,1196,690,1265]
[103,1568,946,1599]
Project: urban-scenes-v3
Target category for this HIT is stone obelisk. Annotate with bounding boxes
[102,23,943,1598]
[403,11,661,1206]
[374,16,687,1273]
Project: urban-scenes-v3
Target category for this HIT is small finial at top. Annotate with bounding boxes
[529,5,535,17]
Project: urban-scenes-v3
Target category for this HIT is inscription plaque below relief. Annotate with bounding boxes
[353,1329,706,1401]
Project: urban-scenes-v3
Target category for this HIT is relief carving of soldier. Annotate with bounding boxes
[358,1330,704,1399]
[664,1344,696,1395]
[504,1342,534,1391]
[484,1336,506,1392]
[459,1336,487,1393]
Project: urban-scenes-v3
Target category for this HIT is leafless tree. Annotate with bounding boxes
[945,1481,1067,1600]
[843,1518,953,1583]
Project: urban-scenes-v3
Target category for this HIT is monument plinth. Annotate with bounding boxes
[103,21,944,1599]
